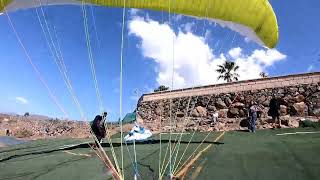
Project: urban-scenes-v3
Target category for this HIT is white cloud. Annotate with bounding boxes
[182,22,195,32]
[129,8,141,16]
[249,49,286,66]
[128,17,286,89]
[15,97,28,104]
[307,65,314,72]
[228,47,242,59]
[174,14,183,21]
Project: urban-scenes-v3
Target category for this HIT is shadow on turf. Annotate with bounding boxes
[0,140,224,163]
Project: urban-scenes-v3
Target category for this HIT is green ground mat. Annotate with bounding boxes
[0,128,319,180]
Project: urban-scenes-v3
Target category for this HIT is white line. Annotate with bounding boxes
[276,131,320,136]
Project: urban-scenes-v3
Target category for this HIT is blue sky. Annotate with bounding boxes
[0,0,319,121]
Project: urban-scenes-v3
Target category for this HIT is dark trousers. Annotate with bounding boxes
[249,113,257,132]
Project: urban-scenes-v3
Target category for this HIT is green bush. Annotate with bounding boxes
[15,129,34,138]
[299,120,320,128]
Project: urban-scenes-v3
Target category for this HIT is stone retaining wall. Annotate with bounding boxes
[137,72,320,132]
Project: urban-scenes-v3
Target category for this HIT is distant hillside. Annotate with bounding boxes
[0,113,134,140]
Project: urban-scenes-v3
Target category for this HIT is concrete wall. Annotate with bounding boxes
[141,72,320,102]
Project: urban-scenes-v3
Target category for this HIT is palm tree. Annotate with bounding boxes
[259,72,268,78]
[216,61,240,82]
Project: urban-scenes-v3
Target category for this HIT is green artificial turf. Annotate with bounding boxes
[0,128,319,180]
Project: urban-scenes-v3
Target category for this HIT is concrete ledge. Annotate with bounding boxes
[142,72,320,102]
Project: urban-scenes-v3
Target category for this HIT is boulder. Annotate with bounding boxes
[155,108,162,115]
[228,108,239,118]
[257,96,266,104]
[239,109,245,117]
[298,87,305,93]
[288,119,300,128]
[294,94,305,103]
[224,97,232,107]
[195,106,207,117]
[312,108,320,116]
[240,118,249,127]
[280,105,288,116]
[278,89,285,95]
[176,111,184,118]
[191,109,199,117]
[216,98,227,109]
[262,124,274,129]
[263,97,271,106]
[216,122,226,131]
[207,105,217,112]
[292,102,306,116]
[218,109,229,118]
[289,87,298,93]
[231,102,245,108]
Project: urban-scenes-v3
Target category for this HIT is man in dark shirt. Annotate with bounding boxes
[91,112,107,144]
[268,96,281,127]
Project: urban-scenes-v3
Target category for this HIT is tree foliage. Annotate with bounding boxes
[154,85,169,92]
[216,61,240,82]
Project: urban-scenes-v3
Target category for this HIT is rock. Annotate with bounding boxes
[207,105,217,112]
[228,108,239,118]
[266,118,276,123]
[195,106,207,117]
[289,87,298,93]
[176,111,184,118]
[312,108,320,116]
[231,102,245,108]
[292,102,306,116]
[224,97,232,107]
[218,109,229,118]
[281,119,289,126]
[191,106,207,117]
[239,109,245,117]
[262,97,271,106]
[280,105,287,116]
[191,109,199,117]
[257,96,266,104]
[215,98,227,109]
[155,108,163,116]
[216,122,226,131]
[240,118,249,127]
[278,89,285,94]
[288,119,299,128]
[298,87,305,93]
[262,124,273,129]
[294,94,305,103]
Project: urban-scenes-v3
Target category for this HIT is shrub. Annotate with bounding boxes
[15,129,34,138]
[299,120,320,128]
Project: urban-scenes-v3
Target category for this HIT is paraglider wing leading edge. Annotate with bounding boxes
[1,0,278,48]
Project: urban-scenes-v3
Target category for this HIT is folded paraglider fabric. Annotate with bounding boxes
[124,124,152,143]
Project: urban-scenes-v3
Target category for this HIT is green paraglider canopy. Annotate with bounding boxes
[122,110,136,124]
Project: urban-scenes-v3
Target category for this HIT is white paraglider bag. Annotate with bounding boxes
[124,124,152,143]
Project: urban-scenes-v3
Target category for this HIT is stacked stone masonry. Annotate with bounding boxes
[137,72,320,132]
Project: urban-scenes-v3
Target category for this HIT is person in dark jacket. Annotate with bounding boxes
[91,112,107,144]
[268,96,281,127]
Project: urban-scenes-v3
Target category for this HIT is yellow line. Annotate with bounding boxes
[190,161,205,180]
[63,150,91,157]
[174,131,226,178]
